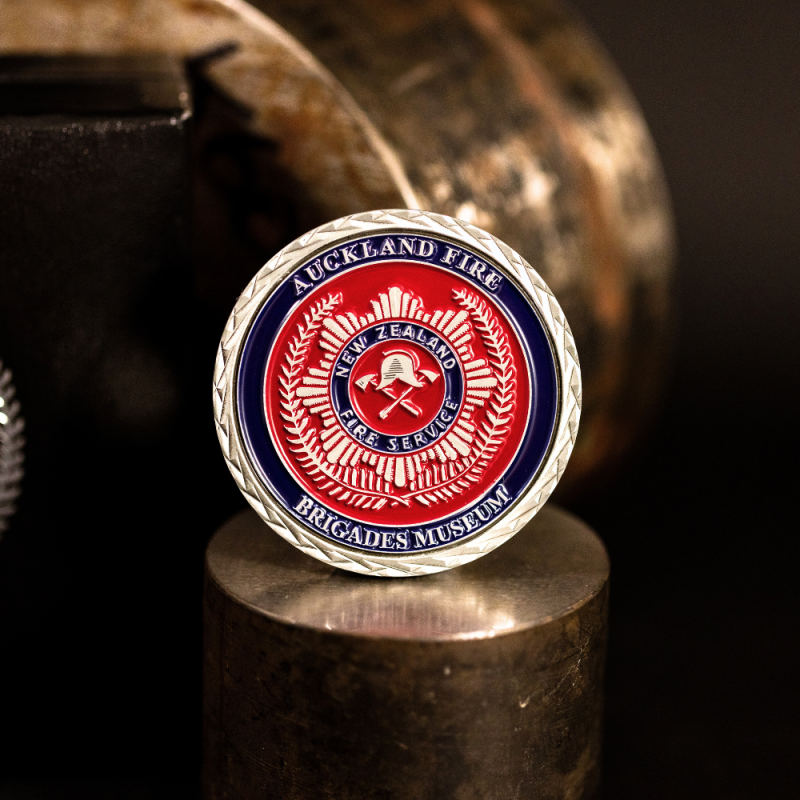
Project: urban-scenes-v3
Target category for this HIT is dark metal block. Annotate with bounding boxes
[0,55,203,777]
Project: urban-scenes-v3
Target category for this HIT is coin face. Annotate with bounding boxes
[214,210,580,576]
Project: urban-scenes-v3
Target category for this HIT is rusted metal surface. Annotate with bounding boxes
[0,0,675,494]
[0,0,411,212]
[204,504,609,799]
[247,0,676,494]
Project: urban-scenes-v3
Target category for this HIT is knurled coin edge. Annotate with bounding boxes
[0,361,25,537]
[213,209,582,577]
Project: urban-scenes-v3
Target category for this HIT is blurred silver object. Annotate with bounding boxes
[0,360,24,536]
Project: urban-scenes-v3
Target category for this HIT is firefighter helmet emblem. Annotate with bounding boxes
[354,349,440,420]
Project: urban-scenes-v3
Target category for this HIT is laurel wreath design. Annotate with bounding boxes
[278,293,406,510]
[214,209,581,576]
[408,288,517,501]
[0,361,24,537]
[405,288,516,507]
[278,285,518,511]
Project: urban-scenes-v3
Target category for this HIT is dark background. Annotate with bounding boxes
[1,1,798,798]
[569,0,800,798]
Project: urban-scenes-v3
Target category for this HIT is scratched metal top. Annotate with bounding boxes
[206,503,608,640]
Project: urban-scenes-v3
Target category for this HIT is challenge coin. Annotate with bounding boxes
[214,210,581,576]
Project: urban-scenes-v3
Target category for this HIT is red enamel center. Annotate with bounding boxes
[264,261,530,527]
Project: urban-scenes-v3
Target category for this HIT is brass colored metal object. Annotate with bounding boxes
[204,504,609,798]
[2,0,675,497]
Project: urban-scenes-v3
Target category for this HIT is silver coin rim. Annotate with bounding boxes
[213,209,581,577]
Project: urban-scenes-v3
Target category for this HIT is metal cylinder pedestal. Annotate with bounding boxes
[203,505,609,799]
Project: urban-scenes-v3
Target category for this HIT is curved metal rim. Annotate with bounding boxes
[0,361,24,536]
[213,209,581,577]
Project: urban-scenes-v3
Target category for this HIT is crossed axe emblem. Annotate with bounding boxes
[354,349,439,420]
